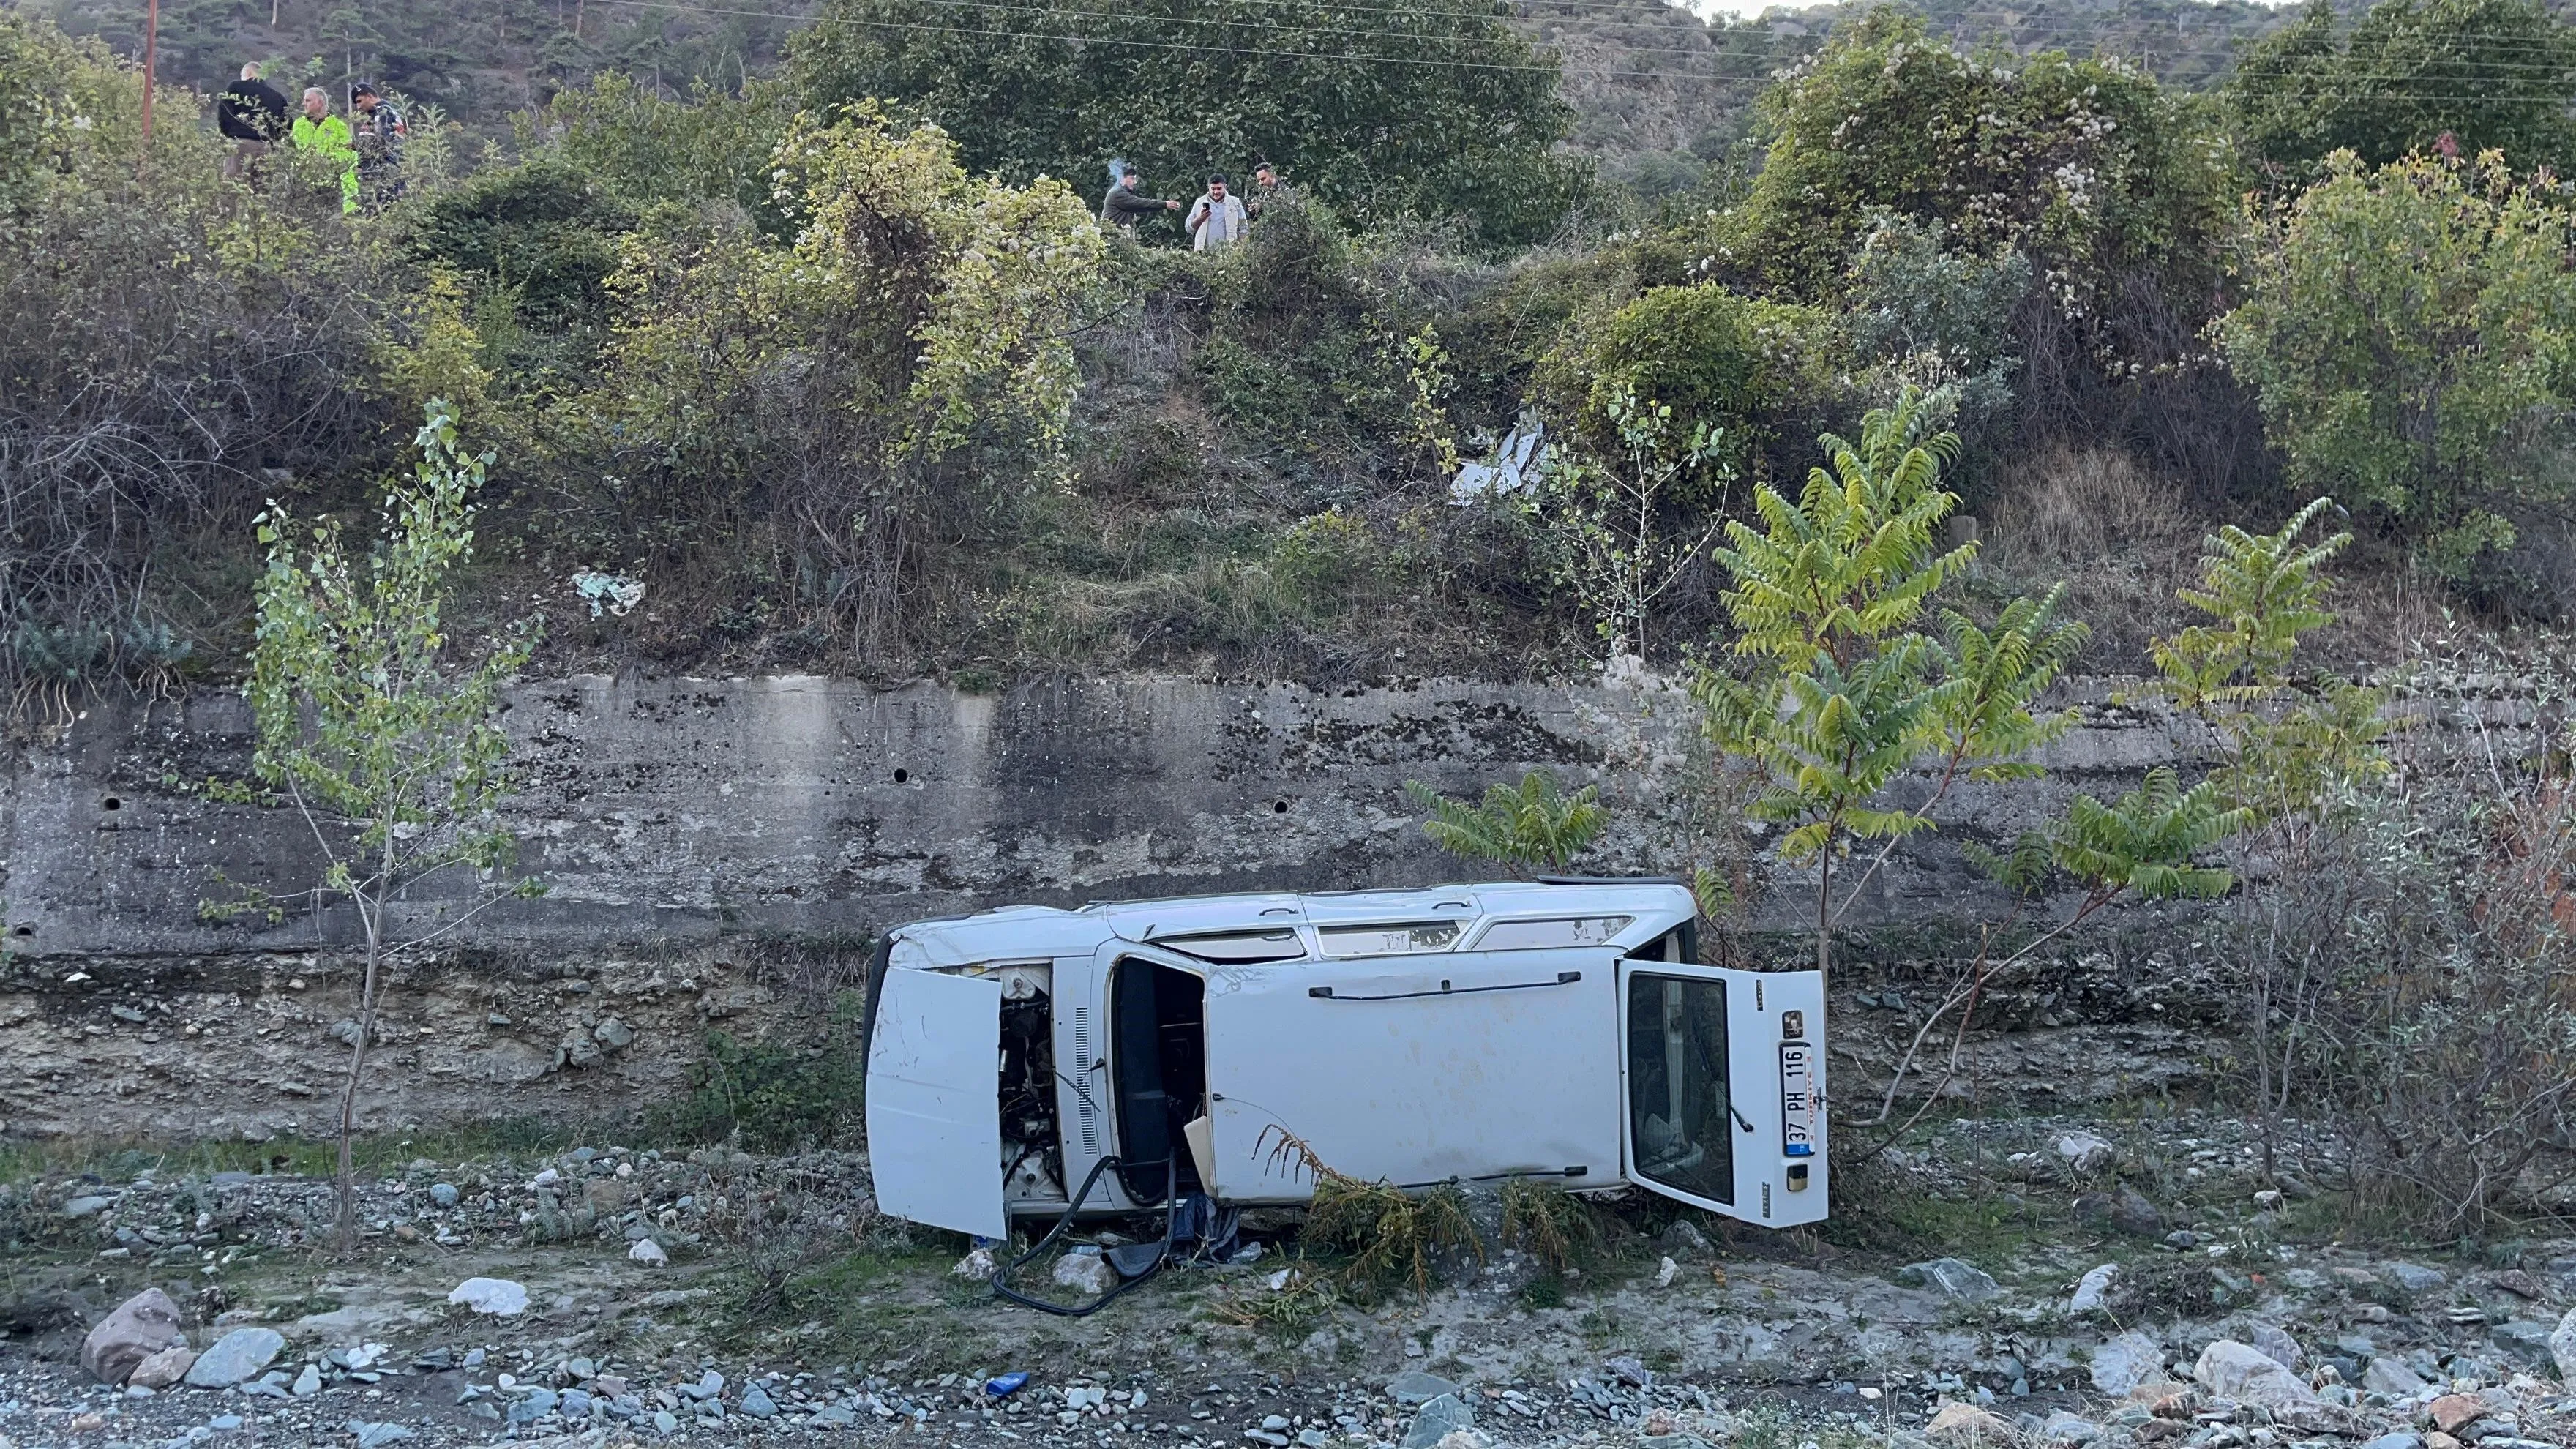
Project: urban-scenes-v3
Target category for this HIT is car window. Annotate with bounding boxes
[1475,915,1633,951]
[1154,929,1306,963]
[1315,921,1460,956]
[1625,972,1732,1205]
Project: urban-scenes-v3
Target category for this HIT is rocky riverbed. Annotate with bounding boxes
[6,1112,2576,1449]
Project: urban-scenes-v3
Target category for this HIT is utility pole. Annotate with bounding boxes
[141,0,160,141]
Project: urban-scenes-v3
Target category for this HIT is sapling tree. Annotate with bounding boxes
[1697,392,2258,1139]
[1404,770,1606,877]
[220,399,541,1254]
[1693,389,2088,981]
[1530,386,1732,664]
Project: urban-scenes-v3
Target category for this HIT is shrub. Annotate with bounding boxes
[655,1018,869,1153]
[2216,151,2576,588]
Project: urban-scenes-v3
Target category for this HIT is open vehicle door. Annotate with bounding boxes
[1615,961,1827,1227]
[864,967,1007,1239]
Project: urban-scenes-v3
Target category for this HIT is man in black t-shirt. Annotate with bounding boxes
[216,63,288,181]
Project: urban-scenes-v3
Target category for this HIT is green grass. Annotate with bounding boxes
[0,1117,582,1186]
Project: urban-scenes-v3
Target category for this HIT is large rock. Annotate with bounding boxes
[1386,1374,1460,1408]
[2551,1308,2576,1382]
[2091,1333,2165,1396]
[2490,1319,2556,1371]
[2249,1322,2305,1371]
[2194,1340,2319,1409]
[1926,1401,2021,1448]
[184,1328,284,1388]
[2076,1187,2164,1236]
[1401,1394,1475,1449]
[2366,1358,2431,1396]
[127,1346,197,1390]
[446,1278,528,1316]
[1052,1252,1117,1297]
[1898,1258,2001,1300]
[2070,1265,2119,1314]
[2384,1262,2448,1295]
[80,1288,187,1385]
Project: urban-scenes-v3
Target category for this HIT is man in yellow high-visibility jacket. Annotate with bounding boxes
[288,86,358,214]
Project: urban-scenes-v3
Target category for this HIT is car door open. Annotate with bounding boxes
[1616,959,1827,1227]
[864,965,1007,1239]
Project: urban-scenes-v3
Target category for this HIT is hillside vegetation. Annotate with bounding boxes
[4,0,2575,694]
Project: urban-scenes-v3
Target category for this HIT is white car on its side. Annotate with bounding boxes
[860,878,1826,1241]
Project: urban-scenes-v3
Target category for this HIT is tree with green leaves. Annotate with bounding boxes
[2225,0,2576,183]
[1528,386,1733,664]
[222,400,541,1254]
[2217,154,2576,589]
[1695,391,2082,976]
[1726,10,2230,310]
[789,0,1581,249]
[1404,770,1606,877]
[2140,498,2391,1178]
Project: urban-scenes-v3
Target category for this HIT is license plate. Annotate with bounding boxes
[1779,1041,1817,1158]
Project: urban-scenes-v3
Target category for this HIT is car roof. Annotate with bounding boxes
[887,878,1695,967]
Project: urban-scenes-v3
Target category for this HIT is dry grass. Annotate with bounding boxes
[1262,1128,1482,1297]
[1497,1179,1607,1273]
[1978,446,2203,670]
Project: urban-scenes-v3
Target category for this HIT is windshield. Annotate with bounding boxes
[1625,973,1732,1205]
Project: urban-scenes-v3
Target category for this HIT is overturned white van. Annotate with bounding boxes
[860,879,1826,1245]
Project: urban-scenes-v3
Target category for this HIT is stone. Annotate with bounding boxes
[2193,1340,2319,1409]
[653,1409,680,1434]
[2367,1358,2431,1396]
[594,1017,635,1050]
[1262,1413,1291,1431]
[2493,1269,2544,1300]
[740,1385,778,1418]
[63,1194,113,1218]
[2249,1322,2305,1371]
[446,1278,528,1315]
[1636,1437,1711,1449]
[2070,1265,2119,1314]
[1898,1258,2001,1300]
[2092,1334,2166,1396]
[293,1364,322,1396]
[82,1288,188,1385]
[1402,1395,1476,1449]
[184,1328,285,1388]
[428,1184,459,1208]
[1657,1257,1679,1287]
[1603,1355,1650,1388]
[2075,1186,2164,1236]
[2365,1435,2424,1449]
[127,1347,196,1390]
[1658,1219,1711,1259]
[2040,1411,2102,1444]
[508,1387,558,1423]
[561,1389,594,1418]
[2056,1132,2114,1174]
[1926,1401,2021,1448]
[629,1238,668,1266]
[1298,1431,1329,1448]
[1386,1373,1459,1408]
[1431,1434,1492,1449]
[2386,1263,2449,1295]
[2427,1395,2486,1434]
[1246,1433,1289,1447]
[2490,1320,2556,1371]
[1053,1252,1118,1297]
[953,1248,995,1281]
[350,1424,413,1448]
[2550,1308,2576,1382]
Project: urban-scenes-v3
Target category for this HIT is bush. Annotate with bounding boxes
[1550,284,1842,470]
[654,1019,868,1153]
[2217,151,2576,589]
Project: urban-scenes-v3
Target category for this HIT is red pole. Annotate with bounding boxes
[140,0,159,141]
